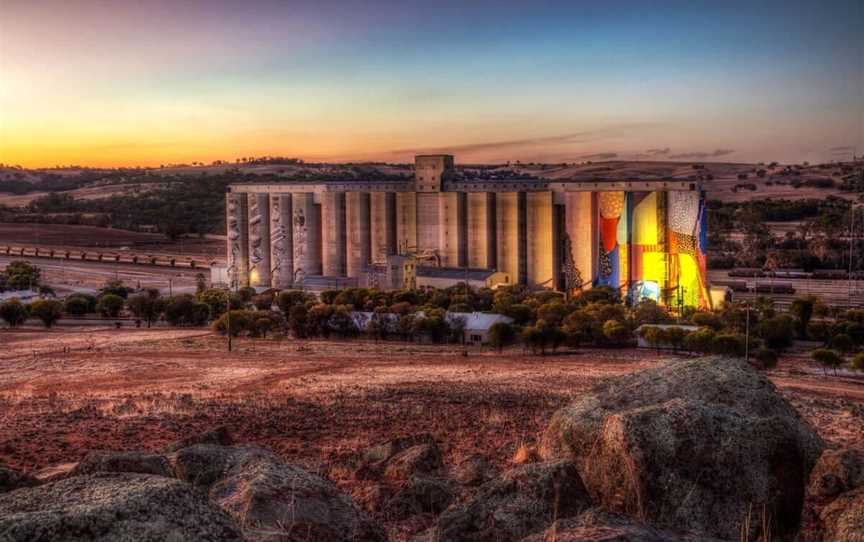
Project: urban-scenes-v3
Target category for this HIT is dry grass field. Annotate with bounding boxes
[1,329,861,505]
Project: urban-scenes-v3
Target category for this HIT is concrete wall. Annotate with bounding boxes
[416,192,440,253]
[270,194,294,288]
[396,192,417,254]
[248,193,271,287]
[292,192,322,279]
[438,192,467,267]
[466,192,496,269]
[371,192,396,263]
[527,191,554,288]
[321,192,347,277]
[565,191,597,287]
[226,192,249,286]
[496,192,520,284]
[346,192,371,278]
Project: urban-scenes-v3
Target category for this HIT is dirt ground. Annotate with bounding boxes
[0,328,862,538]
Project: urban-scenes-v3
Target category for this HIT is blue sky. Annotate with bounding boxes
[1,0,861,166]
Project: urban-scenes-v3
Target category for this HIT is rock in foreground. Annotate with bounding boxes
[541,356,824,540]
[520,508,726,542]
[0,472,243,541]
[416,460,591,542]
[173,444,386,542]
[0,465,39,494]
[71,451,173,478]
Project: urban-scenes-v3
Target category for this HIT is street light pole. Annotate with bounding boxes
[744,304,751,362]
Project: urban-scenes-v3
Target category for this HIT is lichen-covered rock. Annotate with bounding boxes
[0,472,243,541]
[0,465,39,494]
[163,425,233,453]
[357,433,441,481]
[172,444,386,542]
[452,454,496,486]
[540,356,824,541]
[808,448,864,498]
[384,475,454,520]
[820,486,864,542]
[71,451,173,478]
[519,509,726,542]
[415,461,591,542]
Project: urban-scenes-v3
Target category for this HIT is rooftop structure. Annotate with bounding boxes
[227,154,711,308]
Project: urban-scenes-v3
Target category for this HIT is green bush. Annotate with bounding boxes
[851,353,864,372]
[96,294,124,318]
[684,327,716,353]
[602,320,632,346]
[712,333,746,357]
[64,296,91,316]
[0,299,28,327]
[757,315,796,351]
[754,348,779,370]
[691,312,722,330]
[812,348,844,375]
[211,310,254,336]
[830,333,855,353]
[29,299,63,328]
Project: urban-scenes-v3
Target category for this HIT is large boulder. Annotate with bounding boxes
[383,475,455,520]
[71,451,173,478]
[819,486,864,542]
[172,444,385,542]
[451,454,496,487]
[0,472,243,541]
[520,508,726,542]
[0,465,39,494]
[540,356,824,541]
[415,461,592,542]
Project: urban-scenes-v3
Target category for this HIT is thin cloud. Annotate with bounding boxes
[579,152,618,160]
[645,147,671,155]
[830,145,855,153]
[668,149,735,159]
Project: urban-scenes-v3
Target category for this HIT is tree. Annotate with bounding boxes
[522,325,548,355]
[212,310,253,336]
[812,348,843,376]
[790,297,817,339]
[830,333,855,354]
[757,315,796,351]
[288,305,308,338]
[195,273,207,294]
[851,352,864,372]
[0,299,28,327]
[29,299,63,328]
[488,322,517,353]
[97,294,124,317]
[503,303,534,325]
[127,292,165,328]
[252,294,273,310]
[277,290,313,314]
[2,261,41,290]
[100,279,130,299]
[64,296,91,316]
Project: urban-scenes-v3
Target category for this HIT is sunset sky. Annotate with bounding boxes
[1,0,861,167]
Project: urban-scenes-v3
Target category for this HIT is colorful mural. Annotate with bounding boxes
[594,189,710,309]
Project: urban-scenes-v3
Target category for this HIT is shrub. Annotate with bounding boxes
[276,290,313,314]
[753,348,779,370]
[665,327,688,351]
[712,333,746,357]
[633,299,672,326]
[691,312,722,330]
[164,295,210,326]
[684,327,715,353]
[252,294,273,310]
[288,305,308,338]
[96,294,124,318]
[812,348,844,375]
[29,299,63,328]
[602,320,632,346]
[100,279,130,299]
[791,297,817,338]
[0,299,28,327]
[503,303,534,325]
